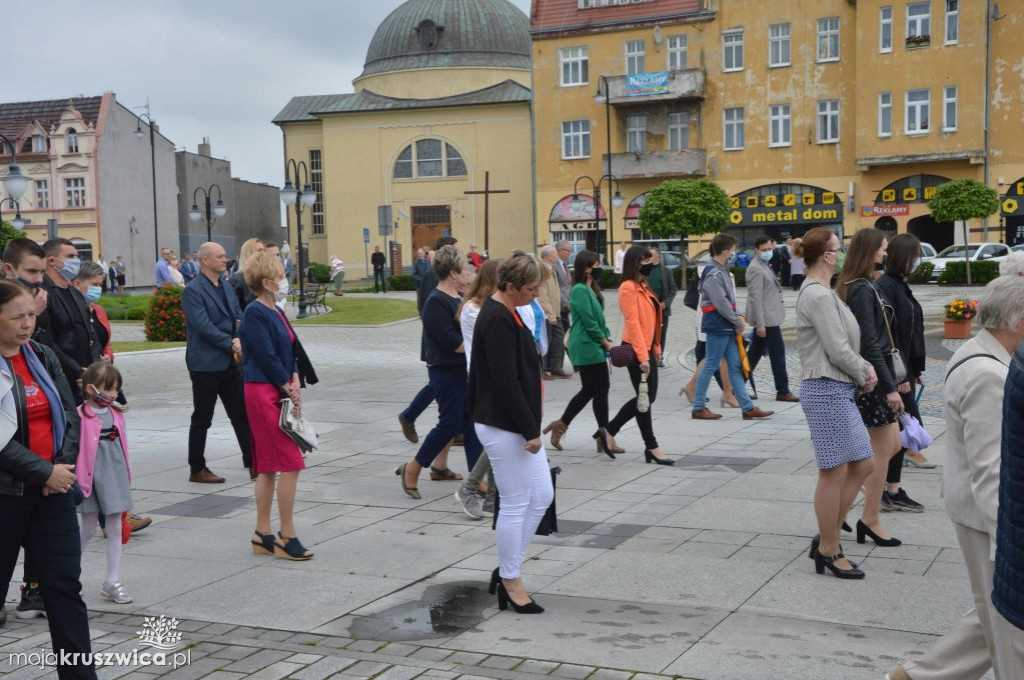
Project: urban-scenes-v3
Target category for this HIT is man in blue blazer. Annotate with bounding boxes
[182,241,253,483]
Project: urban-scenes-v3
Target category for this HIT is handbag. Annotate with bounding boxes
[492,466,560,535]
[637,373,650,413]
[872,285,908,385]
[683,274,699,310]
[609,343,636,368]
[279,397,318,454]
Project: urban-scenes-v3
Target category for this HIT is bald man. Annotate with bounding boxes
[182,242,253,483]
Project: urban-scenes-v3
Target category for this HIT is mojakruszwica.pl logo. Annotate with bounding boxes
[8,615,192,671]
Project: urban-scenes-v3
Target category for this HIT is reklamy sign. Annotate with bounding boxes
[627,72,670,97]
[729,191,843,226]
[862,204,910,217]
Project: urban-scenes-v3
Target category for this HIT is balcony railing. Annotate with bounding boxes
[603,68,706,106]
[603,149,707,180]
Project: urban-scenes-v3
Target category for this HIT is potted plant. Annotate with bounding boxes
[905,34,931,48]
[944,297,978,339]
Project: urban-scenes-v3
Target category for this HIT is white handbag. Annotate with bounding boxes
[279,398,318,454]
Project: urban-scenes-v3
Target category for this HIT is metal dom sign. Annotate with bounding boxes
[627,72,670,97]
[729,191,842,226]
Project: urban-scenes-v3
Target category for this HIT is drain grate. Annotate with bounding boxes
[148,494,252,518]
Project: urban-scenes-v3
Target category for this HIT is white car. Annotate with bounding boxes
[920,242,937,261]
[930,242,1011,280]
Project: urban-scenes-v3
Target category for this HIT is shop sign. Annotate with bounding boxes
[728,191,842,226]
[627,72,670,97]
[861,204,910,217]
[874,174,949,205]
[550,220,603,233]
[1002,178,1024,217]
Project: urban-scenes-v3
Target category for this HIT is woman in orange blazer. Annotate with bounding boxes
[606,246,674,465]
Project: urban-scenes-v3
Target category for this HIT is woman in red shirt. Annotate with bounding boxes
[0,280,96,679]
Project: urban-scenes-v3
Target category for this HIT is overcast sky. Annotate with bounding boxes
[8,0,532,192]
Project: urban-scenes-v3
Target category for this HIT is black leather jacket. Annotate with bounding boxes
[844,279,897,394]
[0,341,81,497]
[41,275,100,383]
[876,274,926,378]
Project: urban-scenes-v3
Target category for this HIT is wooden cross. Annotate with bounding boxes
[463,171,510,252]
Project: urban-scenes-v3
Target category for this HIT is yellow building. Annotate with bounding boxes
[532,0,1024,258]
[274,0,535,277]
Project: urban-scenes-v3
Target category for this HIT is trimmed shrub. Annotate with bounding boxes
[125,307,147,320]
[308,262,331,284]
[599,268,620,289]
[729,266,747,287]
[907,261,935,284]
[387,274,415,291]
[938,260,1000,285]
[144,286,186,341]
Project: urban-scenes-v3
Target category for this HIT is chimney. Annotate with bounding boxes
[198,137,211,157]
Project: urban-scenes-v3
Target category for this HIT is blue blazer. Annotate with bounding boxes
[183,273,243,372]
[240,302,297,387]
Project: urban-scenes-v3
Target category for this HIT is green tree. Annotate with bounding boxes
[1,220,28,251]
[927,178,1000,285]
[638,179,731,255]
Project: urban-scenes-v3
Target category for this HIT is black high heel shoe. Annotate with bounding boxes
[488,568,500,595]
[814,549,865,579]
[593,428,615,460]
[842,521,852,533]
[644,449,675,466]
[856,519,901,547]
[251,530,275,556]
[496,582,544,614]
[808,535,858,568]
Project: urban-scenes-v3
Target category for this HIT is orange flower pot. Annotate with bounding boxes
[944,318,973,339]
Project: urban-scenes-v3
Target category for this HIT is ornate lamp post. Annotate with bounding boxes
[0,133,29,255]
[188,184,227,242]
[571,174,623,261]
[133,108,160,261]
[279,159,317,318]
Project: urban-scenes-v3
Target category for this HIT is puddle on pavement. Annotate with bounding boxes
[348,581,493,642]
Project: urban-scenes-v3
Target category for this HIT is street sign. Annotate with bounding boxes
[377,205,392,229]
[378,224,393,237]
[362,227,370,243]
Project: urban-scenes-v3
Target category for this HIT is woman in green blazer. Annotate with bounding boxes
[543,251,619,458]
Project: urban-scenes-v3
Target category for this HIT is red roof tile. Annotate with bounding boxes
[531,0,706,37]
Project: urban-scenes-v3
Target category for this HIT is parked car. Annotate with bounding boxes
[929,242,1011,280]
[1012,244,1024,253]
[659,250,687,270]
[920,242,937,261]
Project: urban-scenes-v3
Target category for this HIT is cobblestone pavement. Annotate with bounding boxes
[2,285,988,679]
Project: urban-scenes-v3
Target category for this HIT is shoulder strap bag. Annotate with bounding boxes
[944,353,999,384]
[851,279,908,385]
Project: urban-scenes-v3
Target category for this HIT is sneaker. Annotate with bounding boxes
[15,583,45,619]
[889,488,926,513]
[454,486,484,520]
[481,495,495,518]
[101,582,133,604]
[880,491,898,512]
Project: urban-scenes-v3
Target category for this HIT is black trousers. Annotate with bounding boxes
[188,366,253,472]
[888,386,921,484]
[660,314,670,354]
[0,488,97,679]
[746,326,791,396]
[374,269,387,292]
[560,362,610,429]
[608,348,659,450]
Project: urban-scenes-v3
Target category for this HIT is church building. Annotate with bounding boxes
[274,0,536,277]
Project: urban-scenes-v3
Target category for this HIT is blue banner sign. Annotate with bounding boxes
[627,72,669,97]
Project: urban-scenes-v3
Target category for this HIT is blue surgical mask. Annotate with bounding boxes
[58,258,81,281]
[85,286,102,303]
[759,251,773,262]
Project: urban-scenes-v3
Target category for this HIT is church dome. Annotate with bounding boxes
[361,0,531,78]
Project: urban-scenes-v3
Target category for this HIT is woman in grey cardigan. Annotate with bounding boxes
[795,228,877,579]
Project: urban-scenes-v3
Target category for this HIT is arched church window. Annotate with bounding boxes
[67,128,79,154]
[392,139,469,180]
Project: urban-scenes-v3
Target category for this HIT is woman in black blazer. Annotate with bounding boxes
[469,254,549,614]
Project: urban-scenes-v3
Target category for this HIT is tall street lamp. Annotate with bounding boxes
[0,132,29,255]
[571,174,623,262]
[594,76,620,261]
[134,107,160,261]
[280,159,317,318]
[188,184,227,242]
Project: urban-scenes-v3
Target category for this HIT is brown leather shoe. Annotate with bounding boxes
[742,407,775,420]
[127,514,152,532]
[398,413,418,444]
[691,408,722,420]
[189,468,225,484]
[775,393,800,403]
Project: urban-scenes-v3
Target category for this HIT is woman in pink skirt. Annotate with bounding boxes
[239,253,313,560]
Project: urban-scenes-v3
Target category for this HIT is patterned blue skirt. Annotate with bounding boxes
[800,378,873,469]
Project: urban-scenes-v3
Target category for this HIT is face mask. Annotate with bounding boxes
[88,386,116,409]
[589,266,603,281]
[17,277,40,292]
[85,286,102,303]
[759,251,773,262]
[58,258,81,281]
[274,278,289,302]
[909,257,922,275]
[639,263,654,277]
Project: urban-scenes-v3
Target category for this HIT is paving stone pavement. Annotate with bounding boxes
[2,286,991,679]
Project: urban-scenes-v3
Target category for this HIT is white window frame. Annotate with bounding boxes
[561,120,591,160]
[626,115,647,153]
[723,30,744,72]
[878,92,893,137]
[625,39,645,74]
[667,35,687,70]
[907,2,931,41]
[65,177,85,207]
[817,100,840,144]
[880,6,893,53]
[769,23,791,68]
[559,46,589,87]
[817,17,840,62]
[66,130,78,154]
[31,135,46,153]
[945,0,959,44]
[309,150,324,235]
[905,88,931,134]
[35,179,49,209]
[943,85,958,131]
[724,107,745,151]
[668,112,689,151]
[769,104,791,147]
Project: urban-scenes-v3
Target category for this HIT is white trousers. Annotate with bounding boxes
[475,423,554,580]
[904,521,1024,680]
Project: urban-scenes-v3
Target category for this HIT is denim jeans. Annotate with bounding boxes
[746,326,791,396]
[693,333,754,412]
